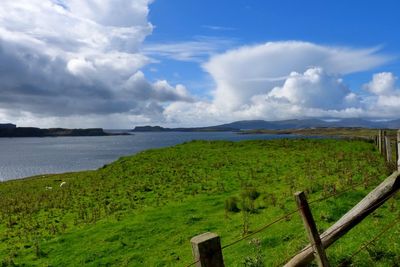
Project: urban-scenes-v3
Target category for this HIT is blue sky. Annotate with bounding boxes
[0,0,399,127]
[145,0,400,93]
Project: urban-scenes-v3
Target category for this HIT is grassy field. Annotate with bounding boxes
[240,127,398,140]
[0,138,399,266]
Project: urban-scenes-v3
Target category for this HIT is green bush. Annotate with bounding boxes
[241,188,260,201]
[242,238,264,267]
[225,196,240,212]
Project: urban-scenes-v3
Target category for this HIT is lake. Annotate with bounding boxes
[0,132,301,181]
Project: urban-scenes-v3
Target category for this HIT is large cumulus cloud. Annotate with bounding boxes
[0,0,192,126]
[362,72,400,117]
[202,41,389,110]
[165,42,398,126]
[267,68,357,110]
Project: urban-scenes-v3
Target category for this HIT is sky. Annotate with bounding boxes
[1,0,400,128]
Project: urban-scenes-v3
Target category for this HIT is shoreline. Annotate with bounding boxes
[0,132,296,182]
[0,127,130,138]
[0,128,384,181]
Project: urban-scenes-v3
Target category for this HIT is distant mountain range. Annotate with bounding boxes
[132,118,400,132]
[131,125,237,132]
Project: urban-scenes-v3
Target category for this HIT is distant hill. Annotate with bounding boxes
[132,125,237,132]
[0,127,118,137]
[132,118,400,132]
[0,123,16,129]
[217,118,400,130]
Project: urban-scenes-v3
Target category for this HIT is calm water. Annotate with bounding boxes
[0,132,300,181]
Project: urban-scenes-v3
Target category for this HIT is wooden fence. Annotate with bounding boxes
[187,129,400,267]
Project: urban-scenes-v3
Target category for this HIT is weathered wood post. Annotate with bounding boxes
[397,130,400,171]
[191,232,225,267]
[382,130,387,156]
[294,192,330,267]
[285,172,400,266]
[378,130,383,154]
[385,136,392,163]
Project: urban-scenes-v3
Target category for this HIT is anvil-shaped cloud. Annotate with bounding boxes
[165,42,399,126]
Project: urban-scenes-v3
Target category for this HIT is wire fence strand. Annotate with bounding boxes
[183,139,397,266]
[221,176,379,251]
[308,176,376,205]
[183,180,376,266]
[277,212,398,267]
[221,208,300,250]
[275,241,314,267]
[345,215,400,263]
[277,190,398,266]
[184,259,200,267]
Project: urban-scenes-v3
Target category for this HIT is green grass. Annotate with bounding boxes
[240,127,399,139]
[0,139,398,266]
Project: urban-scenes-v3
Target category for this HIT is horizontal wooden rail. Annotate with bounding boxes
[284,171,400,267]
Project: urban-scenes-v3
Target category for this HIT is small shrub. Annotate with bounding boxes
[242,238,264,267]
[186,215,202,225]
[240,197,252,212]
[240,196,252,235]
[242,188,261,201]
[338,257,352,267]
[262,193,276,207]
[225,196,240,213]
[240,187,261,214]
[1,257,16,267]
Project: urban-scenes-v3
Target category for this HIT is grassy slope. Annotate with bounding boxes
[0,139,399,266]
[240,127,398,139]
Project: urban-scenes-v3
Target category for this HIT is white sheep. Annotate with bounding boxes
[45,186,53,190]
[60,181,67,188]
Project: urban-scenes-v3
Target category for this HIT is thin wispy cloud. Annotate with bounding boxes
[142,36,237,62]
[202,25,236,31]
[241,76,289,82]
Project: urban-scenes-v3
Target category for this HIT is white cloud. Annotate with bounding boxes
[66,0,152,29]
[123,71,193,102]
[201,25,236,31]
[203,41,391,111]
[266,68,357,110]
[363,72,400,117]
[0,0,193,126]
[164,60,400,126]
[164,41,398,125]
[364,72,397,95]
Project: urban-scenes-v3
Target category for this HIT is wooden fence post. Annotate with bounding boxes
[385,136,392,163]
[378,130,383,154]
[382,131,387,156]
[285,172,400,266]
[191,232,225,267]
[294,191,330,267]
[397,130,400,171]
